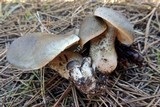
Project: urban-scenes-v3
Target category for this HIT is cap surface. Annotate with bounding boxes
[7,32,79,70]
[94,7,134,45]
[78,15,107,47]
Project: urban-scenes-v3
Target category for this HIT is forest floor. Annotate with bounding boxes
[0,0,160,107]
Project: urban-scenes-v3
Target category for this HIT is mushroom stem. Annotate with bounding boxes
[90,23,118,74]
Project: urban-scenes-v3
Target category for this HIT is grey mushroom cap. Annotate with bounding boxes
[78,15,107,47]
[94,7,134,45]
[7,32,79,70]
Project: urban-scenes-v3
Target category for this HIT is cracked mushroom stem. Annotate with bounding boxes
[94,7,134,45]
[7,31,80,70]
[78,15,107,47]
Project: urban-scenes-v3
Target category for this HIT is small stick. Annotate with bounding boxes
[106,90,123,107]
[153,98,160,106]
[142,39,160,53]
[35,12,51,33]
[40,68,46,107]
[146,86,159,107]
[121,94,160,104]
[142,3,160,53]
[52,83,73,107]
[72,86,79,107]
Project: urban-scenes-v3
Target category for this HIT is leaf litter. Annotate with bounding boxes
[0,0,160,107]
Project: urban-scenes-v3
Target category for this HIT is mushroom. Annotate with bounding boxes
[78,7,134,74]
[91,7,134,73]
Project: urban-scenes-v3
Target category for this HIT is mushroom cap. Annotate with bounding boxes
[94,7,134,45]
[78,15,107,47]
[7,32,79,70]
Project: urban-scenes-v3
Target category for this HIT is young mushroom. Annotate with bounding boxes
[91,7,134,73]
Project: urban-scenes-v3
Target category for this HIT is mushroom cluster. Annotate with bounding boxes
[7,7,135,95]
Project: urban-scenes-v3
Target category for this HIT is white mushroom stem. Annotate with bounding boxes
[90,23,118,74]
